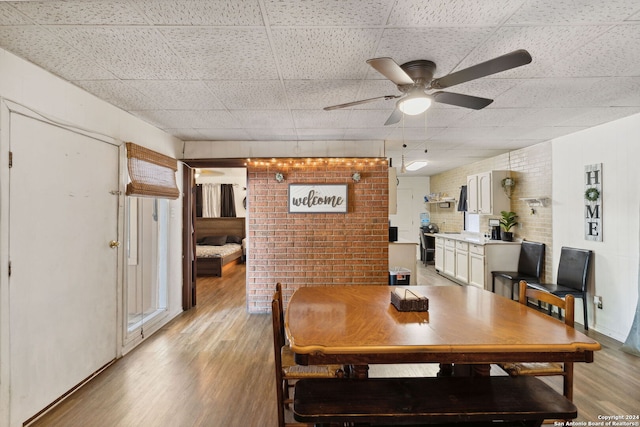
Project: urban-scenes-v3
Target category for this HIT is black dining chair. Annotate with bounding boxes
[492,241,545,299]
[526,247,593,330]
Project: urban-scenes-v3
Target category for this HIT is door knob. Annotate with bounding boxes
[109,240,120,248]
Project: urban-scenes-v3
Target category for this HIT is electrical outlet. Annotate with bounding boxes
[594,295,603,309]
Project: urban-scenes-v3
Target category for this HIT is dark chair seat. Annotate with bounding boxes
[527,281,580,295]
[492,241,545,299]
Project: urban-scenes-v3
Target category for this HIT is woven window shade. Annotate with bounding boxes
[126,142,180,199]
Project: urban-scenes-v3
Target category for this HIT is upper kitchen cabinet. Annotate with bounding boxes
[466,171,511,215]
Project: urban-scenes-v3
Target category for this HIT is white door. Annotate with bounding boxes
[392,188,413,241]
[8,114,119,425]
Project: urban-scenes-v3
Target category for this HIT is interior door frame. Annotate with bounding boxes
[182,166,196,310]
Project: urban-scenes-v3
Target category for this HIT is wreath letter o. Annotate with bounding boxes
[585,187,600,202]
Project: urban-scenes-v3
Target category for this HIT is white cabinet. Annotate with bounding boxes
[466,175,479,213]
[434,235,520,289]
[455,241,469,283]
[466,171,511,215]
[434,237,444,272]
[468,244,485,288]
[443,239,456,277]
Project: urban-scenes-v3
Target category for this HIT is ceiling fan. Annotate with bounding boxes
[324,49,532,125]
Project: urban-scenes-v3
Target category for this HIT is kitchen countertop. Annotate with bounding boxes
[390,238,418,244]
[428,232,521,246]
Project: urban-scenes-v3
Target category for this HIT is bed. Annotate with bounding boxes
[195,217,246,277]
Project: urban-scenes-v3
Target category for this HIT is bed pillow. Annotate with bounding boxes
[226,235,243,244]
[200,235,227,246]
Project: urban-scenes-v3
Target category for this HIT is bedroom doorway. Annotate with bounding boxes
[181,162,248,310]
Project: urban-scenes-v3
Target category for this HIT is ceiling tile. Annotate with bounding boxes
[0,27,116,80]
[11,0,148,25]
[492,78,628,108]
[558,106,640,126]
[509,0,640,24]
[137,0,263,25]
[271,28,383,79]
[285,80,361,110]
[455,107,590,128]
[52,27,197,79]
[161,27,278,80]
[519,126,588,140]
[295,128,347,140]
[230,110,294,128]
[292,110,353,129]
[264,0,391,26]
[458,25,612,79]
[205,80,288,110]
[127,80,225,110]
[133,109,240,129]
[550,24,640,77]
[192,129,252,140]
[0,4,35,25]
[73,80,158,110]
[388,0,524,26]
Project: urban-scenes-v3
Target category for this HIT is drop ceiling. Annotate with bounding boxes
[1,0,639,176]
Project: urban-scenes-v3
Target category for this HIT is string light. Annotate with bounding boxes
[246,157,388,169]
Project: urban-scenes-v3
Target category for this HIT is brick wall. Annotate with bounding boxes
[246,158,389,313]
[430,142,553,282]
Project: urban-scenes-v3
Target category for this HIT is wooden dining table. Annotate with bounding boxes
[285,285,600,377]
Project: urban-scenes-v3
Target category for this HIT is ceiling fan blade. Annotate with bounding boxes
[432,91,493,110]
[384,108,403,126]
[366,57,415,86]
[324,95,400,111]
[430,49,532,89]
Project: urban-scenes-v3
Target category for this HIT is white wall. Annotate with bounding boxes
[552,112,640,341]
[0,48,185,426]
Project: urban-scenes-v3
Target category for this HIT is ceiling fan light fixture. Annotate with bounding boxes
[398,91,431,115]
[405,161,428,171]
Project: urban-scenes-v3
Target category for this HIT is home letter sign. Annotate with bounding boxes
[584,163,602,242]
[289,184,348,213]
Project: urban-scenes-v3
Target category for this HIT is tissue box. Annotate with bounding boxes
[390,288,429,312]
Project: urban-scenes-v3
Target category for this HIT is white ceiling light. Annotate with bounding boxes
[398,89,432,115]
[405,161,428,171]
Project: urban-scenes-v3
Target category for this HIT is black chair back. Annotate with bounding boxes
[517,241,545,278]
[556,247,592,292]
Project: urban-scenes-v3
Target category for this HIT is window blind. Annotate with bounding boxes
[125,142,180,199]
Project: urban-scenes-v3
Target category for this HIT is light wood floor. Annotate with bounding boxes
[31,262,639,427]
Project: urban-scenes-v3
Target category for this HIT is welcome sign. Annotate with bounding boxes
[289,184,348,213]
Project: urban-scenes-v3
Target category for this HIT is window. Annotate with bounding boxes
[125,197,169,339]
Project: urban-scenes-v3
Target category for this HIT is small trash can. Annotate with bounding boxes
[389,267,411,285]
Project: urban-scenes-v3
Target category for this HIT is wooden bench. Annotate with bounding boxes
[293,376,577,426]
